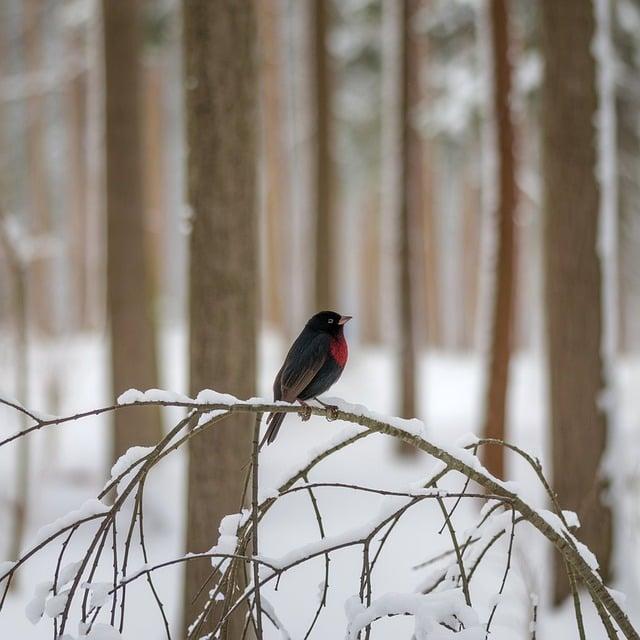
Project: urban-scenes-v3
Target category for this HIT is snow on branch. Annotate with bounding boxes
[0,390,637,640]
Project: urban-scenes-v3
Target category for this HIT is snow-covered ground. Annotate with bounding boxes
[1,328,639,638]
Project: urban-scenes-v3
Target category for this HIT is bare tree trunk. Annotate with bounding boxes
[23,0,53,336]
[311,0,335,312]
[65,26,89,331]
[540,0,613,603]
[481,0,518,480]
[461,158,481,351]
[360,191,382,344]
[0,210,29,580]
[103,0,162,463]
[182,1,258,637]
[143,59,167,299]
[399,0,419,425]
[258,0,287,331]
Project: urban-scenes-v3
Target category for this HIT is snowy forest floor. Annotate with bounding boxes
[1,328,639,639]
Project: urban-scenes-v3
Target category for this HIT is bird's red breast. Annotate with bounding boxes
[329,334,348,368]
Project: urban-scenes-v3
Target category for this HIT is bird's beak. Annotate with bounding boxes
[338,315,352,325]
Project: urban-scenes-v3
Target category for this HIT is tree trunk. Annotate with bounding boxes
[23,0,53,336]
[103,0,162,464]
[181,1,258,637]
[481,0,517,480]
[65,26,89,331]
[257,0,287,331]
[540,0,613,603]
[311,0,335,312]
[399,0,419,425]
[0,210,29,581]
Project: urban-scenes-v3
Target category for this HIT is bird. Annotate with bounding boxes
[263,311,352,445]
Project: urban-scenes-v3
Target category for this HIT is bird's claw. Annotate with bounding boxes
[299,405,312,422]
[325,405,339,421]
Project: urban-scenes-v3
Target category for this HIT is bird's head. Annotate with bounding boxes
[307,310,352,337]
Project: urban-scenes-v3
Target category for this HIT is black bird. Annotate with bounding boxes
[263,311,352,445]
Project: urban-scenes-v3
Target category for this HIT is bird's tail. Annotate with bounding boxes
[261,411,286,446]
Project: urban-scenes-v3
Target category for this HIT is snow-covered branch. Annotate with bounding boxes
[0,390,637,640]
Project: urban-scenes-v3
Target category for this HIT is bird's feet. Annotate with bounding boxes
[314,398,339,421]
[298,400,312,422]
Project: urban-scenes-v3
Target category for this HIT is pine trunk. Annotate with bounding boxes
[311,0,335,312]
[540,0,613,603]
[181,1,258,637]
[481,0,517,480]
[103,0,162,463]
[399,0,418,424]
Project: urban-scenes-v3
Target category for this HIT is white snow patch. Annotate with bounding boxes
[45,589,69,618]
[85,624,123,639]
[344,589,482,640]
[34,499,108,545]
[82,582,111,609]
[25,581,53,624]
[117,387,192,405]
[109,446,153,481]
[194,389,240,405]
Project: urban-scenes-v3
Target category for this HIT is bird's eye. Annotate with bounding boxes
[328,319,334,324]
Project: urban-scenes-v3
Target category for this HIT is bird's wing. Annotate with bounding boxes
[278,333,329,402]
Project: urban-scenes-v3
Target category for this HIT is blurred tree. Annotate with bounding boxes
[0,210,29,574]
[481,0,517,480]
[65,20,89,330]
[397,0,420,427]
[103,0,162,463]
[258,0,287,332]
[181,1,257,636]
[331,0,384,343]
[311,0,336,312]
[23,0,53,336]
[540,0,613,602]
[381,0,420,453]
[614,0,640,352]
[398,0,417,427]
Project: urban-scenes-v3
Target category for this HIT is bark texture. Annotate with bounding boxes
[182,1,258,636]
[481,0,517,480]
[103,0,162,462]
[540,0,612,603]
[311,0,336,312]
[399,0,418,424]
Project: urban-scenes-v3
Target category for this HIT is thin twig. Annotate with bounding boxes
[251,413,264,639]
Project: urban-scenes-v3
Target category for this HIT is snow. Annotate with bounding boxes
[108,446,153,482]
[2,332,640,639]
[258,486,280,502]
[33,498,108,545]
[44,590,69,618]
[207,513,243,560]
[535,509,599,571]
[430,433,519,493]
[0,561,16,584]
[117,388,191,405]
[261,495,409,572]
[25,582,52,625]
[57,561,82,588]
[84,624,123,640]
[344,589,482,639]
[562,510,581,530]
[193,389,240,406]
[81,582,111,609]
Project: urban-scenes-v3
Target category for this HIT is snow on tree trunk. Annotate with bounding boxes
[181,1,258,636]
[540,0,613,603]
[103,0,163,465]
